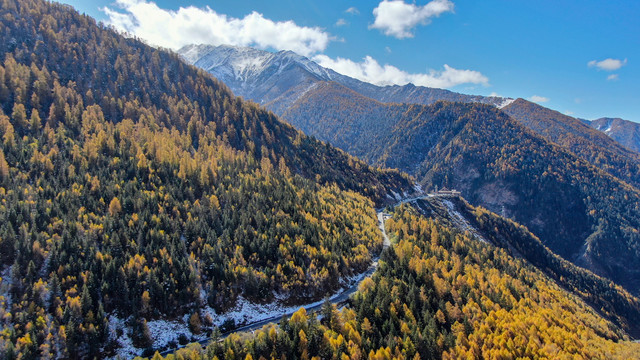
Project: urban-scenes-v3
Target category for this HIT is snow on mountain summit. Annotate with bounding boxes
[178,44,334,83]
[177,44,514,113]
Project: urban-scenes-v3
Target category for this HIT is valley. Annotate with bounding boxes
[158,192,640,357]
[183,45,640,299]
[0,0,639,359]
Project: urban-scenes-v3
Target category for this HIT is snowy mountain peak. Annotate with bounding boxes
[496,97,516,109]
[178,44,515,113]
[178,44,339,90]
[179,44,275,81]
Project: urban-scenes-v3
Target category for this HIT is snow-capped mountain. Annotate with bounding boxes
[178,44,513,116]
[180,44,336,84]
[179,44,343,114]
[586,117,640,153]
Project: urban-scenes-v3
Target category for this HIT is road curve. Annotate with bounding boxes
[158,195,440,356]
[158,194,443,357]
[158,205,403,357]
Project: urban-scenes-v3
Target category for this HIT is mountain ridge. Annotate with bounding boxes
[0,0,412,357]
[280,94,640,296]
[177,44,513,115]
[502,98,640,188]
[2,1,640,358]
[409,195,640,337]
[586,117,640,153]
[179,44,640,166]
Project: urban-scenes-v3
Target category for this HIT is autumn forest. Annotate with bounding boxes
[0,0,639,359]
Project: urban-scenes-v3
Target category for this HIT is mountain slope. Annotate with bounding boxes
[0,0,411,357]
[282,81,398,164]
[410,196,640,337]
[588,117,640,153]
[180,45,640,190]
[178,44,513,116]
[502,99,640,187]
[282,94,640,296]
[164,204,640,359]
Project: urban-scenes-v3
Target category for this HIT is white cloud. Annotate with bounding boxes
[529,95,549,103]
[370,0,454,39]
[336,18,348,27]
[588,58,627,71]
[565,110,574,116]
[385,46,392,53]
[346,7,360,15]
[313,54,488,88]
[102,0,331,56]
[607,74,619,81]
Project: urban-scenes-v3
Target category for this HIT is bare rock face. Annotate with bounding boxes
[476,181,518,211]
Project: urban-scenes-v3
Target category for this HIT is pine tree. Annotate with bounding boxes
[11,102,27,131]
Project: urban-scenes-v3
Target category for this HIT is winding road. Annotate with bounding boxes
[158,203,408,357]
[158,194,451,357]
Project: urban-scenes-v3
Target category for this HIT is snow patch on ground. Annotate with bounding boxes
[497,98,515,109]
[203,266,374,330]
[0,266,13,306]
[107,261,379,357]
[103,206,392,357]
[441,199,489,243]
[204,295,321,330]
[107,316,138,359]
[295,81,320,101]
[148,317,202,351]
[107,314,208,359]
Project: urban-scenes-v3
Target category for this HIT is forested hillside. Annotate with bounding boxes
[181,44,640,192]
[158,205,640,360]
[0,0,411,357]
[390,102,640,296]
[283,82,397,164]
[503,99,640,187]
[283,92,640,296]
[184,46,640,299]
[410,196,640,337]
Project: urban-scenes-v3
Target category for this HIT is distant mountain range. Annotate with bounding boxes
[180,44,640,297]
[3,1,640,357]
[282,93,640,295]
[585,117,640,153]
[502,99,640,188]
[178,44,514,115]
[179,44,638,152]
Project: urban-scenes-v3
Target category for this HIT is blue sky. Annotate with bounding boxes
[59,0,640,121]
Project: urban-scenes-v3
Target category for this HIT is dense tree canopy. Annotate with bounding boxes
[153,205,640,360]
[283,86,640,296]
[0,0,411,357]
[503,98,640,187]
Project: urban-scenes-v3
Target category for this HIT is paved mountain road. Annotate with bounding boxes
[158,198,415,357]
